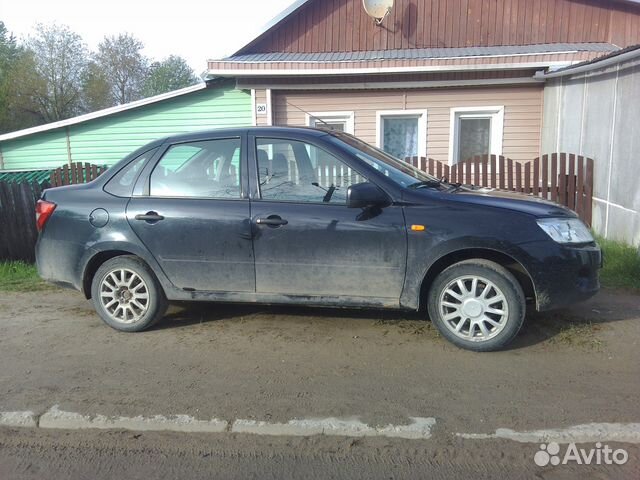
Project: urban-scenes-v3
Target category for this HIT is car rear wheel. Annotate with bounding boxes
[91,255,168,332]
[427,259,525,352]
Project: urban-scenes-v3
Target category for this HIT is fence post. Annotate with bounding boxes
[585,158,594,226]
[550,153,558,202]
[532,157,540,196]
[567,154,575,210]
[541,154,549,200]
[576,155,585,219]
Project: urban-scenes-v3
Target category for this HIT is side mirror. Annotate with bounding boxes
[346,182,390,209]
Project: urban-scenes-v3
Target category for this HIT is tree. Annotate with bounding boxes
[0,21,21,74]
[0,22,41,132]
[0,22,21,132]
[95,33,148,105]
[81,61,112,112]
[22,23,88,122]
[142,55,200,97]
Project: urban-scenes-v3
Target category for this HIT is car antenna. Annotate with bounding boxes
[285,101,334,129]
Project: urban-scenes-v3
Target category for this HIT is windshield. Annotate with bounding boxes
[328,131,445,189]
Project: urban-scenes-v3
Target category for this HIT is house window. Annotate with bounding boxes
[306,111,355,134]
[449,107,504,164]
[376,110,427,161]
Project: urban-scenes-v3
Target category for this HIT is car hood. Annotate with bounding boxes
[408,186,577,218]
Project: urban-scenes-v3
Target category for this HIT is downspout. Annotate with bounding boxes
[266,88,273,126]
[604,64,620,239]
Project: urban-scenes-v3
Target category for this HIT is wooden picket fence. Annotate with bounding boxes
[0,181,44,262]
[404,153,594,225]
[50,162,108,187]
[0,163,108,262]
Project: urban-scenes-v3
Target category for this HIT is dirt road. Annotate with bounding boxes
[0,288,639,478]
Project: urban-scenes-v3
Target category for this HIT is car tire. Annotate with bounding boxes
[91,255,168,332]
[427,259,525,352]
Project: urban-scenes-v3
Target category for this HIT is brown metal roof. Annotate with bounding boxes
[207,51,608,76]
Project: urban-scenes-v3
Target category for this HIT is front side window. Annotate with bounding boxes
[377,110,427,161]
[149,138,241,198]
[256,138,366,204]
[451,107,504,164]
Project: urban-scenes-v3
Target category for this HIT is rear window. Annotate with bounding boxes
[104,149,157,197]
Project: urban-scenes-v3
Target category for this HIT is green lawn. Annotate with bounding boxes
[598,237,640,291]
[0,261,51,292]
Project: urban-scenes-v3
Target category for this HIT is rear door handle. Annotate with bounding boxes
[135,211,165,223]
[255,215,288,227]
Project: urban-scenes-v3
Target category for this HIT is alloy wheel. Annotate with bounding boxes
[438,275,509,342]
[99,268,150,324]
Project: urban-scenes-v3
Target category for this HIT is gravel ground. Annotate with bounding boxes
[0,287,638,478]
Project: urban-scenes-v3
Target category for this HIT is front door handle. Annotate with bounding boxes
[255,215,288,227]
[135,211,165,223]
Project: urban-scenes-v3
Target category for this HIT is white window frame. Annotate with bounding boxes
[376,109,428,158]
[448,106,504,165]
[305,111,355,134]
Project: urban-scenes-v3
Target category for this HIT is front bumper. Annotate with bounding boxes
[518,241,602,311]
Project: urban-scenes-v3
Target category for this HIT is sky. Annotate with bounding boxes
[0,0,293,74]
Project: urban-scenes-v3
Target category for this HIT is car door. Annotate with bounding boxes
[127,134,255,292]
[248,135,407,301]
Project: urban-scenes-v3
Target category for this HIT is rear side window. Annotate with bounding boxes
[149,138,242,199]
[104,149,157,197]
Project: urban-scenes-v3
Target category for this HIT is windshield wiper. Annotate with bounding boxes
[408,179,446,189]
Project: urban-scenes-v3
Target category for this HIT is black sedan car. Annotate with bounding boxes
[35,127,601,351]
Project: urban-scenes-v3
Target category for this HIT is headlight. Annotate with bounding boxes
[537,218,594,244]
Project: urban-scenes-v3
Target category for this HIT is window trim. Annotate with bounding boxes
[375,109,428,159]
[305,111,355,134]
[448,106,504,165]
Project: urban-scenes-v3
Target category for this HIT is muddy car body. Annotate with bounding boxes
[36,127,601,351]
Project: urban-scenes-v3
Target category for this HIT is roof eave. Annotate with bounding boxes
[539,45,640,78]
[0,82,208,143]
[206,60,577,79]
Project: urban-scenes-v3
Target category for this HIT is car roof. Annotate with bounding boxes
[163,126,331,144]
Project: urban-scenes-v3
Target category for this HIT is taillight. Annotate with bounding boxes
[35,200,56,232]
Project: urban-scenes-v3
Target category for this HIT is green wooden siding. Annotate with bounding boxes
[0,130,69,170]
[0,86,251,170]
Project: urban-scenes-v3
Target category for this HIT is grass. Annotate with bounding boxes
[0,261,51,292]
[598,237,640,291]
[547,320,604,350]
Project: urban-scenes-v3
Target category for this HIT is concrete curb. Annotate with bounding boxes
[457,423,640,444]
[0,411,37,428]
[3,407,640,445]
[39,405,228,433]
[232,417,436,439]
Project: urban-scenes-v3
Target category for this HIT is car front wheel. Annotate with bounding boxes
[91,255,168,332]
[427,259,526,352]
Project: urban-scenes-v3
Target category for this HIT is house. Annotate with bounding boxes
[206,0,640,244]
[540,45,640,245]
[0,80,251,172]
